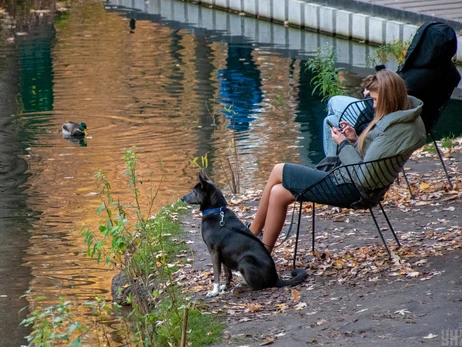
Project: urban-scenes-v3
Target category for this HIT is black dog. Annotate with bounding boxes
[181,169,307,297]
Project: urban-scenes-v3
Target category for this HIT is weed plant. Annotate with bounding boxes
[305,43,344,102]
[424,135,457,153]
[193,104,243,194]
[21,148,224,347]
[20,293,90,347]
[367,39,411,68]
[82,148,224,346]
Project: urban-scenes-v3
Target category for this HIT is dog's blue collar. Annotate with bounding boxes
[202,206,227,216]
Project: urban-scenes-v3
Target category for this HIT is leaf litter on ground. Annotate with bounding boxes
[173,144,462,343]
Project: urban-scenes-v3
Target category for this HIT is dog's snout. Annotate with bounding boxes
[180,191,194,204]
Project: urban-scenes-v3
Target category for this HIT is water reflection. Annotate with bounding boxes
[2,0,462,345]
[0,25,34,347]
[218,43,262,131]
[9,2,327,331]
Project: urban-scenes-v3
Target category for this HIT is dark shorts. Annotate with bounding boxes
[282,163,361,207]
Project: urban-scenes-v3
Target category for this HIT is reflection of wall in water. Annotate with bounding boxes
[218,43,262,132]
[109,0,377,72]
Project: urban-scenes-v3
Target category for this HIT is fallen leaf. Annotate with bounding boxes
[260,336,275,346]
[406,271,420,278]
[247,304,262,313]
[419,182,431,191]
[291,289,300,302]
[395,309,411,316]
[423,333,438,339]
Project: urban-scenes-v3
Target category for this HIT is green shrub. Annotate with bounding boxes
[305,43,344,102]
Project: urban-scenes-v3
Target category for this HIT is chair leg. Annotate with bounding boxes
[312,202,316,252]
[368,207,392,259]
[377,202,401,248]
[430,132,453,189]
[292,201,304,269]
[401,168,414,199]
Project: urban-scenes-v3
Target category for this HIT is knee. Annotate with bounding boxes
[269,184,294,206]
[273,163,284,173]
[269,163,284,180]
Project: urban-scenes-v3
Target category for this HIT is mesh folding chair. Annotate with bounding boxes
[338,98,374,134]
[338,98,454,197]
[291,155,407,268]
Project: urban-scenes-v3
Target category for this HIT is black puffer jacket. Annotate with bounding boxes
[397,21,461,133]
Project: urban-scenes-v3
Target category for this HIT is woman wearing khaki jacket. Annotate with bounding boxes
[248,69,426,253]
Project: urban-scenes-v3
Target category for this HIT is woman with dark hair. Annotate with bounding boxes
[249,69,426,253]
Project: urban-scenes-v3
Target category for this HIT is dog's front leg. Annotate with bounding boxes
[206,252,225,297]
[223,264,232,290]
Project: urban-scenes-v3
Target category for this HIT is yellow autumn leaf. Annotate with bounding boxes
[247,303,262,312]
[291,289,301,302]
[419,182,431,191]
[333,259,344,269]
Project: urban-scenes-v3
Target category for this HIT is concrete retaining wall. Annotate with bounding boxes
[193,0,462,63]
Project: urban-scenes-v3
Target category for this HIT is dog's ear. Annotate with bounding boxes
[198,168,210,187]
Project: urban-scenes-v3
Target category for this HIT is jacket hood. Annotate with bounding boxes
[399,21,457,71]
[377,96,423,131]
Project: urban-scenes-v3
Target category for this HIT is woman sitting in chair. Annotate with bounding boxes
[248,69,426,253]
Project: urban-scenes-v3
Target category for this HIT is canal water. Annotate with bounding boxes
[1,0,461,345]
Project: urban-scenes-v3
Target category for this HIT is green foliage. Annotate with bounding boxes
[20,292,90,347]
[423,135,456,152]
[80,148,224,346]
[441,135,457,149]
[423,142,437,153]
[179,308,225,347]
[22,148,224,347]
[367,39,412,67]
[305,44,344,102]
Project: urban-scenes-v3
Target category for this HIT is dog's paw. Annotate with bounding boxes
[206,288,226,297]
[206,290,220,298]
[206,283,226,297]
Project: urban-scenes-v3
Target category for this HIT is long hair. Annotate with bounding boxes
[357,69,410,155]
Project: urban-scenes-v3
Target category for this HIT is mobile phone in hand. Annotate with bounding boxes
[326,119,336,128]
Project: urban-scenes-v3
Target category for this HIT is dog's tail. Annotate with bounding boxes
[275,268,308,287]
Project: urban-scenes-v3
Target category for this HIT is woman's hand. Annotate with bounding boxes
[330,126,346,145]
[339,121,358,143]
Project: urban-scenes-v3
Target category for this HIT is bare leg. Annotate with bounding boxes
[249,163,285,235]
[250,163,295,253]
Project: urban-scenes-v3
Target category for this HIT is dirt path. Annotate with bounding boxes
[176,149,462,347]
